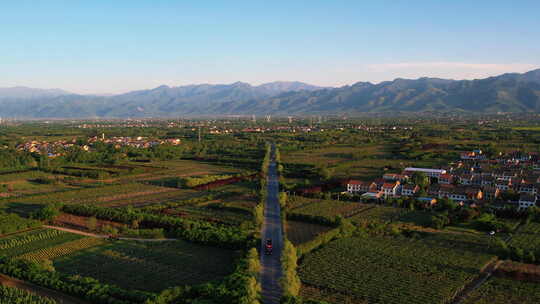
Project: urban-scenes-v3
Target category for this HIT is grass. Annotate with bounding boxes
[53,240,238,292]
[286,220,333,245]
[299,235,495,304]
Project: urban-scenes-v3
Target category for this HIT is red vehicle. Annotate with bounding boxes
[264,239,273,255]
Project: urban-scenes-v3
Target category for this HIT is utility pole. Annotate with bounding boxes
[198,126,202,143]
[252,114,256,123]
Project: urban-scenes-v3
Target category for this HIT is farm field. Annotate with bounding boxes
[508,222,540,253]
[0,183,174,214]
[298,235,495,304]
[281,143,448,180]
[288,197,371,218]
[462,276,540,304]
[53,240,238,292]
[0,285,57,304]
[286,220,333,245]
[0,229,85,258]
[160,204,253,226]
[281,145,385,165]
[117,159,245,183]
[100,187,202,208]
[347,205,432,227]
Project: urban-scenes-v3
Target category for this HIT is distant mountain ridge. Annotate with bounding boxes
[0,86,72,99]
[1,71,539,118]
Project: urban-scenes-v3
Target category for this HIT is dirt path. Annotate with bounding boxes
[43,225,178,242]
[260,145,283,304]
[451,259,502,304]
[0,274,90,304]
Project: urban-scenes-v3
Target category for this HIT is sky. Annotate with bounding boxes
[1,0,539,94]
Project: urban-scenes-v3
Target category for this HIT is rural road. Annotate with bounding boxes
[260,145,283,304]
[43,225,177,242]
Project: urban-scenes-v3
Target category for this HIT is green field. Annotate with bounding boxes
[0,229,84,258]
[509,222,540,253]
[348,205,433,227]
[463,276,540,304]
[288,197,371,218]
[0,285,57,304]
[299,235,495,304]
[286,220,333,245]
[53,240,238,292]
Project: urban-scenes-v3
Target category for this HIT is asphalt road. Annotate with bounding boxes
[260,146,283,304]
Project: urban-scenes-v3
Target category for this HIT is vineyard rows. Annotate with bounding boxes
[299,236,495,304]
[290,198,370,218]
[54,240,237,292]
[19,237,104,263]
[509,222,540,253]
[0,285,57,304]
[348,205,432,227]
[6,183,162,207]
[463,276,540,304]
[0,229,84,257]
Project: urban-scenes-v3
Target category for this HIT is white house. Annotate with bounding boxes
[404,167,447,179]
[381,181,400,197]
[347,180,376,194]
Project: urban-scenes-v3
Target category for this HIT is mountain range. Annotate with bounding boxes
[1,70,539,118]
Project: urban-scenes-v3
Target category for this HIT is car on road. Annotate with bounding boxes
[264,239,273,255]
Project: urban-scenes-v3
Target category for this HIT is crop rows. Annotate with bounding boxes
[509,222,540,252]
[286,220,333,245]
[53,240,237,292]
[290,198,370,218]
[0,229,84,257]
[167,205,252,226]
[0,286,57,304]
[463,276,540,304]
[298,236,495,304]
[347,205,432,227]
[19,237,104,263]
[1,229,64,250]
[6,183,162,207]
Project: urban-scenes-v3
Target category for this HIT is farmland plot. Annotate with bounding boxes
[53,240,237,292]
[289,198,371,218]
[462,276,540,304]
[299,236,495,304]
[348,205,432,227]
[0,229,84,258]
[509,222,540,253]
[2,183,174,213]
[286,220,333,245]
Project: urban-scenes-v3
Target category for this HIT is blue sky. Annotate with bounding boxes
[1,0,539,94]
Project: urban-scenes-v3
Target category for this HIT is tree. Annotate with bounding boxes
[30,203,59,221]
[411,172,429,188]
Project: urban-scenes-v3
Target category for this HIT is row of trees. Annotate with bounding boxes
[0,256,152,304]
[0,212,41,235]
[61,204,251,249]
